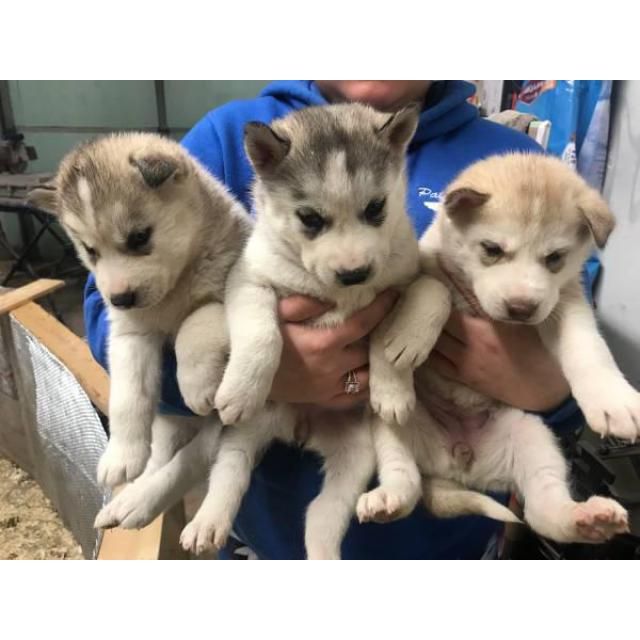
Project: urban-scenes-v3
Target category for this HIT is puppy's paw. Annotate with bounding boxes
[571,497,629,543]
[180,513,232,556]
[384,325,439,371]
[178,363,224,417]
[577,380,640,442]
[357,486,415,524]
[94,480,160,530]
[370,377,416,426]
[97,439,150,488]
[214,374,268,426]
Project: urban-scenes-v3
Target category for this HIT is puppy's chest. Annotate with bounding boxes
[412,254,498,470]
[311,289,378,328]
[417,257,494,408]
[265,264,377,327]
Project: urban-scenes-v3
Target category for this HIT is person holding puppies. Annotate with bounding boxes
[85,80,592,559]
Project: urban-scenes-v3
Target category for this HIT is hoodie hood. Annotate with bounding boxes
[260,80,479,144]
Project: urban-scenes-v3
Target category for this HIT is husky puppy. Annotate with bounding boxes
[29,133,251,496]
[359,154,633,544]
[179,103,450,559]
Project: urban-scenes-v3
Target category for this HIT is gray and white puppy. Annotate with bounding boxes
[362,154,633,544]
[179,104,449,559]
[29,133,251,495]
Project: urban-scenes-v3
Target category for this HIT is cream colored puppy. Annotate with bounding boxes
[359,154,632,544]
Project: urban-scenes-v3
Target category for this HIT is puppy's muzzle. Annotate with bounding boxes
[505,298,539,322]
[110,290,137,309]
[336,265,372,287]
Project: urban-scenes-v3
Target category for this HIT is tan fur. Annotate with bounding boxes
[445,153,615,243]
[31,133,252,491]
[367,153,632,545]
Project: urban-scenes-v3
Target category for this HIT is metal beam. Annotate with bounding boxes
[0,80,16,138]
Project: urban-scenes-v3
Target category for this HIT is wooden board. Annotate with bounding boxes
[10,301,109,415]
[0,279,65,316]
[97,514,164,560]
[97,500,188,560]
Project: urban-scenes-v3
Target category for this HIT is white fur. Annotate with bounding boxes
[181,104,449,559]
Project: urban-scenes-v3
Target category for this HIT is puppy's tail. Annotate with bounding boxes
[423,478,522,524]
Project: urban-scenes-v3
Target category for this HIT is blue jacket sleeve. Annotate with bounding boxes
[83,274,109,370]
[537,252,601,436]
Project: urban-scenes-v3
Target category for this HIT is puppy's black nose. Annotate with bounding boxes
[506,299,538,321]
[336,266,372,286]
[110,290,137,309]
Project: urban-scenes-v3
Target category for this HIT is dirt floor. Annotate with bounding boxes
[0,457,83,559]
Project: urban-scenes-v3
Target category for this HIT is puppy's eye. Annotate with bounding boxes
[362,198,386,226]
[545,250,566,272]
[82,243,99,262]
[481,241,504,259]
[296,208,327,237]
[127,226,153,251]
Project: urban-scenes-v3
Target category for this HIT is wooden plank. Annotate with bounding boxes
[97,514,163,560]
[0,279,65,316]
[158,501,190,560]
[10,301,109,414]
[96,501,188,561]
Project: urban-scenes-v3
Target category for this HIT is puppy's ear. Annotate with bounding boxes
[378,103,420,150]
[129,153,184,188]
[578,188,615,249]
[443,187,490,220]
[244,122,290,173]
[27,181,59,215]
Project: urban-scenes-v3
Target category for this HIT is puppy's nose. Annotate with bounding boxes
[336,266,372,286]
[110,290,137,309]
[506,298,539,321]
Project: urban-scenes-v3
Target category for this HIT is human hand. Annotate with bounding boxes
[427,310,571,412]
[269,291,398,410]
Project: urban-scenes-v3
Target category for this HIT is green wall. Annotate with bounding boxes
[2,80,270,254]
[8,80,269,172]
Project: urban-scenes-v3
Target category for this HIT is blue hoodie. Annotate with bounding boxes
[84,81,589,559]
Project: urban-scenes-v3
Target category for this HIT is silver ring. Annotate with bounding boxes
[344,370,360,395]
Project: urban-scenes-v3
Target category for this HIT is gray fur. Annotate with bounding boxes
[249,103,417,198]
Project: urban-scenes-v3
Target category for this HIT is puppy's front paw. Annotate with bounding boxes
[357,486,416,524]
[214,374,268,426]
[178,363,224,417]
[97,439,150,488]
[180,513,232,556]
[384,324,439,371]
[571,496,629,543]
[370,376,416,426]
[94,481,158,530]
[577,379,640,442]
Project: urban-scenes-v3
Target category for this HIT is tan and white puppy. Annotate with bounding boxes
[179,104,450,559]
[360,154,633,544]
[29,133,251,498]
